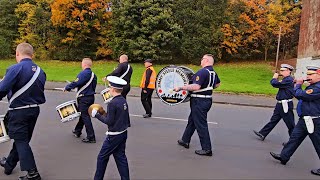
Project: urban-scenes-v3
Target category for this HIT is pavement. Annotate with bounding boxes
[45,81,297,108]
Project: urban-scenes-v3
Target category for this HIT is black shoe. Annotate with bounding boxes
[270,152,287,165]
[72,130,81,138]
[0,157,13,175]
[195,150,212,156]
[82,138,96,143]
[143,114,151,118]
[253,130,265,141]
[177,140,189,149]
[19,169,41,180]
[311,168,320,176]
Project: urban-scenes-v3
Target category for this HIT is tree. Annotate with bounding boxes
[51,0,112,60]
[15,0,53,59]
[0,0,21,58]
[111,0,182,63]
[173,0,227,63]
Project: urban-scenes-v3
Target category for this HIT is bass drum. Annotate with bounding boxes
[156,65,194,106]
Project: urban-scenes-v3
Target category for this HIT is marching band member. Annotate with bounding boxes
[65,58,97,143]
[253,64,295,144]
[0,43,46,180]
[103,54,133,99]
[174,54,220,156]
[270,66,320,176]
[140,59,156,118]
[91,76,130,180]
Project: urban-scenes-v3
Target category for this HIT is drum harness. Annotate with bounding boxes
[76,72,95,98]
[191,69,215,99]
[119,64,130,79]
[8,67,41,111]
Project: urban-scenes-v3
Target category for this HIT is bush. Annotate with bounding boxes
[0,36,12,58]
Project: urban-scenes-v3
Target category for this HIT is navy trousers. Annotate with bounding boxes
[141,88,154,115]
[182,97,212,150]
[94,131,129,180]
[259,102,295,137]
[75,95,95,139]
[121,85,130,99]
[5,107,39,171]
[280,117,320,161]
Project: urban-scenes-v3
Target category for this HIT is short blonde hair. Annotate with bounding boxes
[16,43,33,57]
[82,58,92,67]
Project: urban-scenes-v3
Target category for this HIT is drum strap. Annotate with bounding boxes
[120,64,130,79]
[9,66,41,104]
[76,72,94,98]
[193,69,215,93]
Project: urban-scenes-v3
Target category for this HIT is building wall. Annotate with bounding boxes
[295,0,320,78]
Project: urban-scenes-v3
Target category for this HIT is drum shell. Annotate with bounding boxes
[156,65,194,106]
[100,88,113,104]
[56,100,81,123]
[0,114,10,143]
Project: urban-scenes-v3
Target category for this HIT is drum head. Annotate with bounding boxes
[156,65,194,106]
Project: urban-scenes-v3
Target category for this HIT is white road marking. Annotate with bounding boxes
[130,114,218,125]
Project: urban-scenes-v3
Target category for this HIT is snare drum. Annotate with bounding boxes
[0,115,10,143]
[56,100,81,123]
[101,88,113,104]
[156,65,194,106]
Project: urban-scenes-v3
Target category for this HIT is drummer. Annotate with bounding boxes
[65,58,97,143]
[174,54,220,156]
[90,76,130,180]
[103,54,133,99]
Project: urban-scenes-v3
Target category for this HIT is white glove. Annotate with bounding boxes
[91,109,98,117]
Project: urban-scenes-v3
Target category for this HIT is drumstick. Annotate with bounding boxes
[54,88,65,91]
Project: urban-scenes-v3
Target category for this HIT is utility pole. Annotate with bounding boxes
[275,26,282,72]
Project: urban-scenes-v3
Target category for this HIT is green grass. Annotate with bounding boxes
[0,59,277,95]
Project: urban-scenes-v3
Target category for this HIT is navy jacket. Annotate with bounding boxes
[65,68,97,96]
[295,81,320,117]
[95,95,130,132]
[192,66,220,95]
[270,76,294,100]
[107,62,132,85]
[0,58,46,108]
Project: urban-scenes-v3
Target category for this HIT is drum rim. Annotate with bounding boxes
[60,112,81,123]
[55,100,77,110]
[0,135,10,143]
[156,65,194,106]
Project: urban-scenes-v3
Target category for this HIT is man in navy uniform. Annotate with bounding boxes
[174,54,220,156]
[270,66,320,176]
[0,43,46,180]
[253,64,295,143]
[91,76,130,180]
[65,58,97,143]
[103,54,133,99]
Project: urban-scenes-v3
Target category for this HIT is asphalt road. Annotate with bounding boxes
[0,90,318,179]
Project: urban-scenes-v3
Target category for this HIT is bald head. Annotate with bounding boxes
[119,54,128,63]
[82,58,92,70]
[201,54,214,67]
[16,43,33,62]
